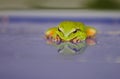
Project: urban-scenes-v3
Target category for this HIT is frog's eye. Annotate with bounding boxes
[73,29,81,33]
[58,28,62,32]
[73,29,77,33]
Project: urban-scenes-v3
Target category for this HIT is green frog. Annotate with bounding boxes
[45,21,97,44]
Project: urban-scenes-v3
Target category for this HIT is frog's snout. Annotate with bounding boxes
[57,35,70,42]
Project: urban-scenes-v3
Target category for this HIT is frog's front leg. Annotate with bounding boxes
[71,32,87,44]
[72,37,81,44]
[45,27,61,44]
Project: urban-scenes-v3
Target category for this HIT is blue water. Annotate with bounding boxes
[0,18,120,79]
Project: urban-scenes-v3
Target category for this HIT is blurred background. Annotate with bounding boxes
[0,0,120,34]
[0,0,120,10]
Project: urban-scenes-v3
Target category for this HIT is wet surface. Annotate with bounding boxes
[0,22,120,79]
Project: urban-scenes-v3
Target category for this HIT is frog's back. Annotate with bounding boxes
[60,21,84,26]
[59,21,85,31]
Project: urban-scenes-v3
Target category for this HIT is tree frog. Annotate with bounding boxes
[45,21,97,44]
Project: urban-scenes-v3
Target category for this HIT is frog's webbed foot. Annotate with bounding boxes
[71,37,97,45]
[71,37,81,44]
[53,35,61,44]
[45,35,61,45]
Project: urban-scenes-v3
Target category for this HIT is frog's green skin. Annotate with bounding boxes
[45,21,96,42]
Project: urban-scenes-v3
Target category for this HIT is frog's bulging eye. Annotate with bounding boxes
[58,28,62,32]
[73,29,77,33]
[73,29,81,34]
[73,29,78,33]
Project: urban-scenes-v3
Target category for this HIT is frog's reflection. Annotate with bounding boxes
[57,41,87,55]
[59,38,96,55]
[46,38,96,56]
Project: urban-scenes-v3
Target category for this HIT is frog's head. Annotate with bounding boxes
[56,21,86,41]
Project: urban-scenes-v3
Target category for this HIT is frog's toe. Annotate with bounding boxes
[54,36,62,44]
[71,37,81,44]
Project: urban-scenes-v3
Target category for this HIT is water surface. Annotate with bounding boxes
[0,21,120,79]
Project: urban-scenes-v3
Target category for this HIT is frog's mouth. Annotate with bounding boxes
[57,34,73,41]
